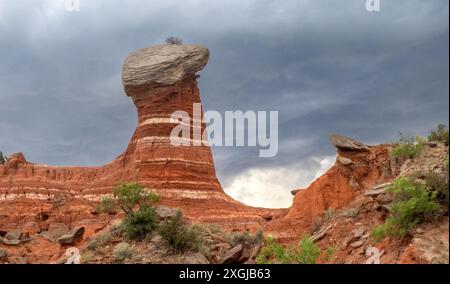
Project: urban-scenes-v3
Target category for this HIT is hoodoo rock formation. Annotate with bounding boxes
[0,44,281,237]
[0,43,400,259]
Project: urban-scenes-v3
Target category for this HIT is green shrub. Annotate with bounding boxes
[123,205,158,240]
[113,183,159,214]
[158,210,203,252]
[428,124,449,146]
[297,235,321,264]
[392,132,425,159]
[108,183,160,240]
[256,235,321,264]
[372,178,441,240]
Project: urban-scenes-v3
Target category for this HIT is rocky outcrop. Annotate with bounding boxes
[266,135,394,240]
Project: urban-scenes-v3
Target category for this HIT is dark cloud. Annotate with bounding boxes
[0,0,448,206]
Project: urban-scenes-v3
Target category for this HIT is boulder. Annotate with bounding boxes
[122,44,209,89]
[329,134,370,151]
[0,237,20,246]
[337,156,353,166]
[351,227,366,239]
[5,230,23,241]
[41,223,70,242]
[291,189,301,196]
[350,240,364,248]
[58,227,85,245]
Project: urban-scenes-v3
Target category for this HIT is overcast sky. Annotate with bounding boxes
[0,0,448,208]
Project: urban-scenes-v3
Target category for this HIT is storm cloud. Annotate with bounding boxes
[0,0,448,207]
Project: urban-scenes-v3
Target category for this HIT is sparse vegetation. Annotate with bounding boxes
[80,251,95,264]
[392,132,425,159]
[158,210,203,252]
[340,207,360,218]
[86,231,113,251]
[229,230,264,247]
[95,196,117,214]
[165,36,183,45]
[113,242,134,263]
[324,207,336,221]
[428,124,449,146]
[372,178,441,241]
[256,235,321,264]
[310,216,324,233]
[424,169,449,209]
[0,151,6,164]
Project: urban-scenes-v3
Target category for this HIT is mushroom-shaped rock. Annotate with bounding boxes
[122,44,209,92]
[329,134,370,151]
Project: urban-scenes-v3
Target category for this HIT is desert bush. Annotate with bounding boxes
[86,232,112,251]
[95,196,118,214]
[158,210,203,252]
[123,205,158,240]
[392,132,425,159]
[165,36,183,45]
[109,183,160,240]
[113,242,134,262]
[324,207,336,221]
[428,124,449,146]
[340,207,360,218]
[310,216,324,233]
[424,171,449,209]
[256,235,321,264]
[372,178,441,241]
[229,229,264,247]
[0,151,6,164]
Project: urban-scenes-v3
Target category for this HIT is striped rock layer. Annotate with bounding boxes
[0,44,283,233]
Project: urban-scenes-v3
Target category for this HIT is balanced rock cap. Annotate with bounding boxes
[122,44,209,91]
[329,133,370,151]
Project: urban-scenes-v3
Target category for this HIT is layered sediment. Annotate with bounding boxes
[0,44,282,234]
